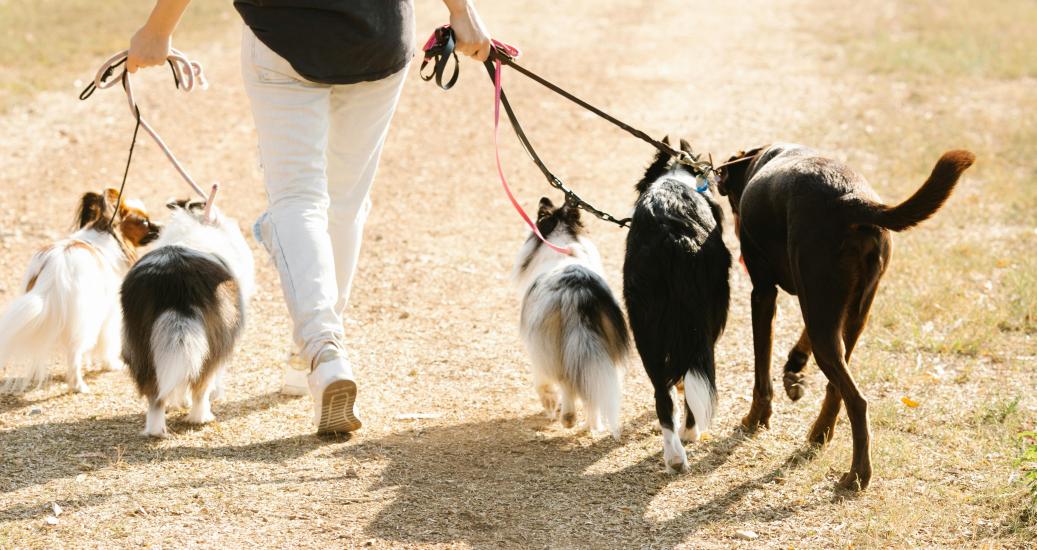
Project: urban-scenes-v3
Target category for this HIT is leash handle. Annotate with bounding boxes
[80,49,209,199]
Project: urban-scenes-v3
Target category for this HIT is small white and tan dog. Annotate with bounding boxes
[121,198,254,437]
[513,197,629,438]
[0,189,160,393]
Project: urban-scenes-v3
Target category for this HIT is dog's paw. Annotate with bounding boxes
[102,358,126,372]
[678,423,701,443]
[836,470,870,492]
[662,429,689,473]
[560,412,577,429]
[740,400,772,433]
[70,382,91,394]
[186,411,215,425]
[783,370,806,401]
[142,428,168,439]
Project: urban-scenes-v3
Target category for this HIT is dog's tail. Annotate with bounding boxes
[683,366,717,436]
[848,150,975,231]
[0,292,49,393]
[560,272,629,439]
[151,310,208,401]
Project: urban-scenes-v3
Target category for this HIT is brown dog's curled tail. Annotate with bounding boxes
[851,150,976,231]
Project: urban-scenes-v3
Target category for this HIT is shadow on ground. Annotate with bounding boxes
[334,414,817,548]
[0,392,314,499]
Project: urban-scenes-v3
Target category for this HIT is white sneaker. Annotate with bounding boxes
[281,351,309,397]
[307,348,361,434]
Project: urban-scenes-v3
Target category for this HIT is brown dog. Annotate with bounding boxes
[717,144,975,490]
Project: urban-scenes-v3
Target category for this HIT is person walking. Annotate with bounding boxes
[127,0,491,434]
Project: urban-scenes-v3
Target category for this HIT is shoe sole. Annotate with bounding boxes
[317,379,361,434]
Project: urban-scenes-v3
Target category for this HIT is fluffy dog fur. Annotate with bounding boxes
[0,189,160,393]
[623,139,732,472]
[718,143,975,490]
[513,197,629,438]
[121,199,254,437]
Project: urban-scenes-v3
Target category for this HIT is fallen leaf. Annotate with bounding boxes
[735,529,759,540]
[901,396,920,408]
[395,413,442,420]
[51,503,63,516]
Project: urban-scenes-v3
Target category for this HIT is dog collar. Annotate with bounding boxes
[662,177,709,194]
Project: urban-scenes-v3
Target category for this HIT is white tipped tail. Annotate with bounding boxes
[683,371,717,434]
[0,293,48,393]
[151,310,208,400]
[563,337,623,439]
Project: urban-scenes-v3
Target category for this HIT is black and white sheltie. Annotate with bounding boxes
[513,197,629,438]
[623,139,731,472]
[0,189,160,393]
[121,199,254,437]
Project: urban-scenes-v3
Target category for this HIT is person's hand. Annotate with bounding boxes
[127,24,172,73]
[446,0,491,61]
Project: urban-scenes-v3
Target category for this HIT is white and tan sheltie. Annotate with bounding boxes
[121,199,254,437]
[513,197,629,438]
[0,189,160,393]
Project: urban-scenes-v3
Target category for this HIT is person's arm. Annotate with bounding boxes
[443,0,491,62]
[127,0,192,73]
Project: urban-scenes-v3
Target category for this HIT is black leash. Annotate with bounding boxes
[80,59,182,223]
[421,27,714,229]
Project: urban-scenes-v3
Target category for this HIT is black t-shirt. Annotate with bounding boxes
[234,0,414,85]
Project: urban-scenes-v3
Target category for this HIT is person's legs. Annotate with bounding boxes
[326,67,408,313]
[241,27,342,366]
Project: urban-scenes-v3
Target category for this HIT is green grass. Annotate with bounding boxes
[833,0,1037,80]
[0,0,234,112]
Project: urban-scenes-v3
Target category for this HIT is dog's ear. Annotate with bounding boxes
[679,138,692,154]
[537,196,555,222]
[716,146,765,197]
[103,188,124,212]
[562,200,583,228]
[76,191,109,229]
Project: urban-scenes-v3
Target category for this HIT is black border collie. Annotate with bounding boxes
[623,139,731,472]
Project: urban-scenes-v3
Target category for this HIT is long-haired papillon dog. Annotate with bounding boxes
[623,139,731,472]
[121,199,254,437]
[513,197,629,438]
[0,189,160,393]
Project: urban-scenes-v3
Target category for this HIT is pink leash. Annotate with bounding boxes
[82,49,211,201]
[490,41,573,255]
[424,27,573,255]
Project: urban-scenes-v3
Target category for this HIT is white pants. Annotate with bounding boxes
[241,27,408,366]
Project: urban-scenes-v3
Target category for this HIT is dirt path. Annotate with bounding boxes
[1,0,1033,548]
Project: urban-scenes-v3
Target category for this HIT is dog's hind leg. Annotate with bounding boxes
[559,387,578,429]
[143,397,168,438]
[742,284,777,431]
[186,380,216,425]
[65,349,89,394]
[799,277,872,491]
[96,310,124,372]
[782,329,811,401]
[532,370,560,420]
[655,384,688,473]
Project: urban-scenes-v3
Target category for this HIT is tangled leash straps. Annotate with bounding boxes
[80,49,211,206]
[421,25,714,253]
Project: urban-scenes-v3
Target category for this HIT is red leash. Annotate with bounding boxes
[423,27,573,255]
[490,41,573,255]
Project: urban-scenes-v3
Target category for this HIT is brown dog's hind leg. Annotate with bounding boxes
[802,295,872,491]
[782,329,811,401]
[807,382,842,446]
[742,285,777,432]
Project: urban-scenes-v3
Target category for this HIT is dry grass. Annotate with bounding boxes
[0,0,236,112]
[0,0,1035,548]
